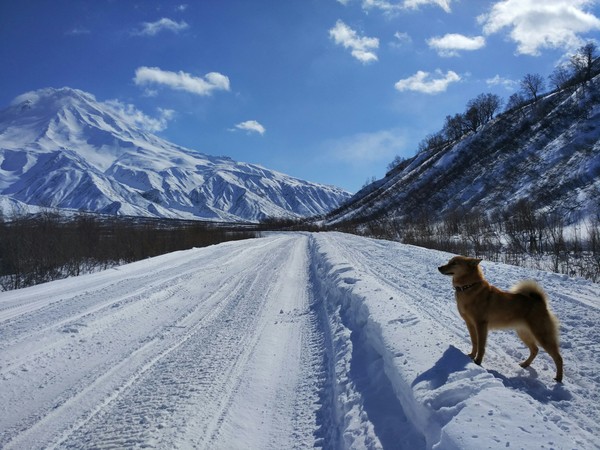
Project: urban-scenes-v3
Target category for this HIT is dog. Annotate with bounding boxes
[438,256,563,382]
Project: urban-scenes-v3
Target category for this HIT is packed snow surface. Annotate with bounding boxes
[1,232,598,449]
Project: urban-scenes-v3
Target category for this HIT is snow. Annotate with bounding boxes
[0,88,351,221]
[1,232,598,449]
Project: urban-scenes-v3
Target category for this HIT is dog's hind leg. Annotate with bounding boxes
[548,347,563,383]
[537,335,563,383]
[516,329,539,368]
[530,315,564,382]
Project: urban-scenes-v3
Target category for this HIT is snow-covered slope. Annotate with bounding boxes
[1,232,598,449]
[327,78,600,225]
[0,88,350,222]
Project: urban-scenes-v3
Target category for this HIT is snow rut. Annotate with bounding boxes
[309,236,427,450]
[59,261,268,448]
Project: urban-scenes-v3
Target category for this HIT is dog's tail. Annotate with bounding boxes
[511,280,560,329]
[511,280,560,348]
[510,280,548,303]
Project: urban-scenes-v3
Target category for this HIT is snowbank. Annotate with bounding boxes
[310,232,597,449]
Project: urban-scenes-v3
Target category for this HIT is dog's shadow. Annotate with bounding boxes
[412,346,572,404]
[411,345,470,389]
[488,369,572,403]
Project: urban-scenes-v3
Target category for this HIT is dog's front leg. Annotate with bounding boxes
[463,318,478,359]
[474,321,488,365]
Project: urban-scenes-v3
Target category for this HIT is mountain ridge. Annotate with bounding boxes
[0,87,351,222]
[326,75,600,227]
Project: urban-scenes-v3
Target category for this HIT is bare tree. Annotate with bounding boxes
[418,131,446,153]
[475,93,503,122]
[461,93,503,134]
[387,155,407,172]
[0,213,258,291]
[464,104,481,133]
[571,42,598,84]
[520,73,545,102]
[505,92,527,113]
[443,113,467,141]
[549,64,573,91]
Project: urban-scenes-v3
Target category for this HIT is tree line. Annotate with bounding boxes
[0,212,258,291]
[335,200,600,282]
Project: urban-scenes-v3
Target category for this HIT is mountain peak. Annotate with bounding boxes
[10,87,96,111]
[0,87,351,221]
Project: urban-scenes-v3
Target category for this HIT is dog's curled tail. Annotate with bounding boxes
[510,280,548,303]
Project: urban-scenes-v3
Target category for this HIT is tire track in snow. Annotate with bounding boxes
[3,232,597,448]
[1,235,311,449]
[48,234,328,449]
[0,237,279,439]
[198,234,326,450]
[0,237,288,349]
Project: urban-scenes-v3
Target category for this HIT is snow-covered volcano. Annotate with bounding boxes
[0,88,351,221]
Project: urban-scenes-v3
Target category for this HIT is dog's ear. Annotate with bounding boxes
[468,258,482,267]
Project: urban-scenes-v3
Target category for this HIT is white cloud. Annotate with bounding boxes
[233,120,266,135]
[479,0,600,55]
[394,70,461,94]
[136,18,189,36]
[66,27,91,36]
[344,0,453,14]
[325,129,407,165]
[103,100,175,132]
[140,88,159,98]
[486,74,518,90]
[427,33,485,56]
[360,0,403,13]
[402,0,452,13]
[329,20,379,64]
[390,31,413,49]
[133,67,230,96]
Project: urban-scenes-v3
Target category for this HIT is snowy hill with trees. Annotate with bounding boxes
[0,88,350,222]
[327,48,600,228]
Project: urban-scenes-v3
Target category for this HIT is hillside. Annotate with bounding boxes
[327,76,600,226]
[0,88,351,222]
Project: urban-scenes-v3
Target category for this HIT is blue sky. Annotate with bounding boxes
[1,0,600,193]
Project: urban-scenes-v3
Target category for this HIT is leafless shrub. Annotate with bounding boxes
[0,213,258,291]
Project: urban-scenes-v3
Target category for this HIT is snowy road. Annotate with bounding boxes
[1,232,599,449]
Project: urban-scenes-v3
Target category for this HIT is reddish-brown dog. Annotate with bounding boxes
[438,256,563,382]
